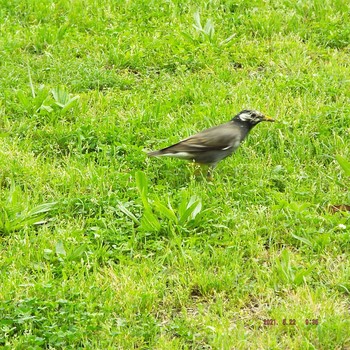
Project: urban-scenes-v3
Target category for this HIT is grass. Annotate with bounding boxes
[0,0,350,348]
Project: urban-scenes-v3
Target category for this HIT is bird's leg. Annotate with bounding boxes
[206,164,217,181]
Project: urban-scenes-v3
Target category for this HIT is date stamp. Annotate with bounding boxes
[263,318,318,326]
[305,319,319,325]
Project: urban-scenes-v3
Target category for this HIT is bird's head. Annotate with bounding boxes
[233,110,275,125]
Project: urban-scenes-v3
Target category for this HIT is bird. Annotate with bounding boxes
[147,109,275,178]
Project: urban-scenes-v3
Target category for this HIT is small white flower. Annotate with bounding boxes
[338,224,347,230]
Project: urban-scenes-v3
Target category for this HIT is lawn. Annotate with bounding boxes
[1,0,350,348]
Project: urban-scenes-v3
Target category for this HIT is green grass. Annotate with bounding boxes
[1,0,350,348]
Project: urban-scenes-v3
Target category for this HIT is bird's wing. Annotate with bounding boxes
[161,122,242,153]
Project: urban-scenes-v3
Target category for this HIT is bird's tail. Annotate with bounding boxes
[147,150,162,157]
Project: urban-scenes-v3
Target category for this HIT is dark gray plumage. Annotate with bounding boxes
[147,109,274,176]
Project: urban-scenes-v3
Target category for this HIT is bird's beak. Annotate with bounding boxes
[263,116,275,122]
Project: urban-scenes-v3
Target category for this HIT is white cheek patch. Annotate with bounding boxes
[239,111,261,124]
[239,113,251,121]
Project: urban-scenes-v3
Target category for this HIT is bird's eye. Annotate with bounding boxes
[251,113,256,118]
